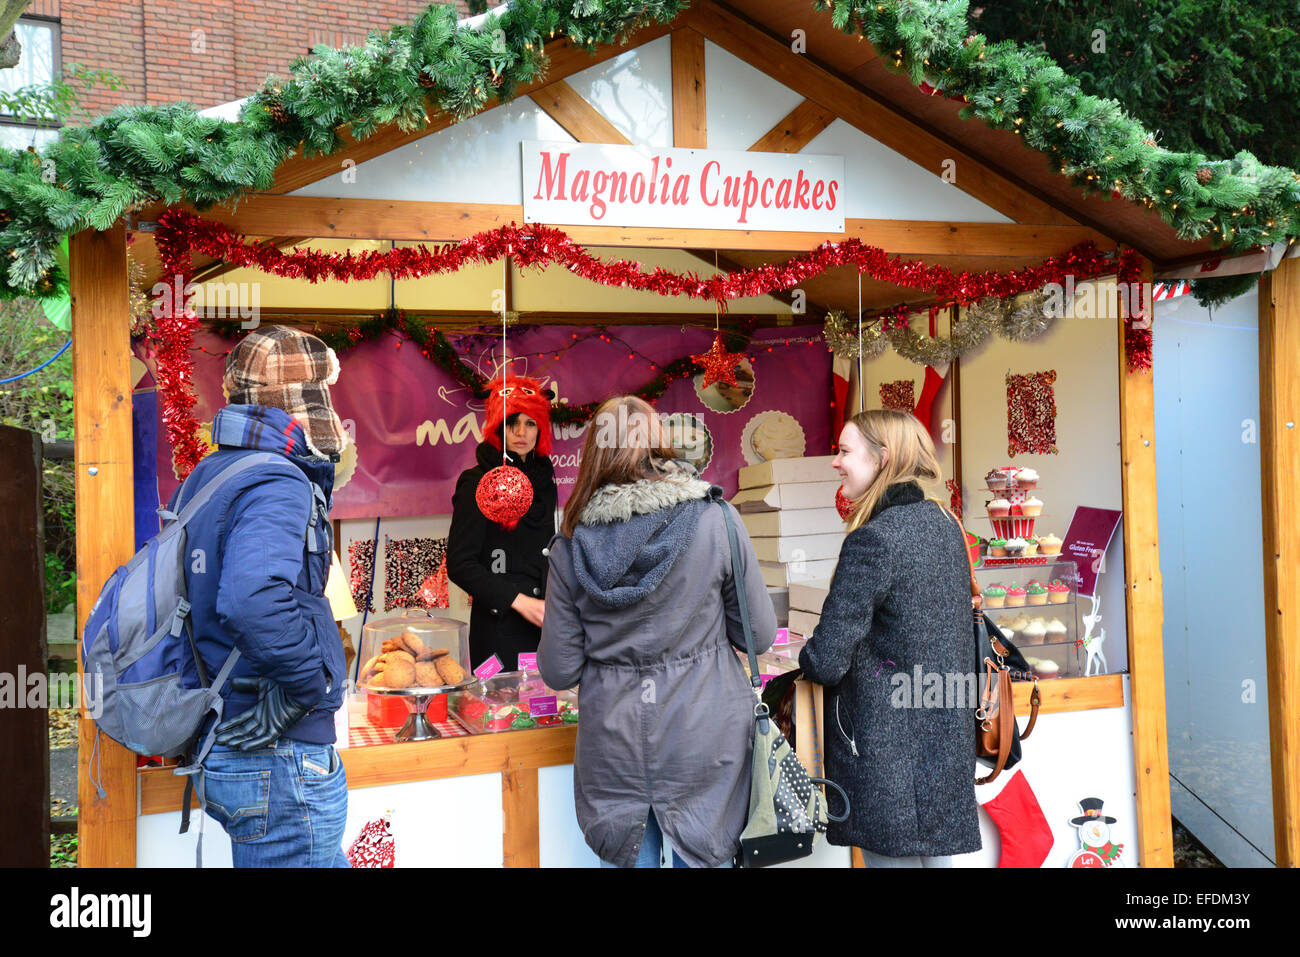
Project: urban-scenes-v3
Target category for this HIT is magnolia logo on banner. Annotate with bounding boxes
[522,141,846,232]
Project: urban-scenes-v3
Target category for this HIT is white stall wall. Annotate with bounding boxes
[137,771,506,868]
[956,281,1129,672]
[1153,287,1275,866]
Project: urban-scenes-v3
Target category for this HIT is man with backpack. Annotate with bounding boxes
[176,325,350,867]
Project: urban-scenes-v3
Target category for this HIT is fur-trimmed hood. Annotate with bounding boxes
[570,462,714,609]
[577,462,711,526]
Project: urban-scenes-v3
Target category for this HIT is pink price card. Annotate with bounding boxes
[517,652,538,672]
[773,628,790,646]
[527,694,558,717]
[473,654,504,681]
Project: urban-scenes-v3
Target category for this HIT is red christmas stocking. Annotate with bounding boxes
[913,362,949,436]
[980,769,1054,868]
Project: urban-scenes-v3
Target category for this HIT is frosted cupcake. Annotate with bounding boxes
[1021,620,1047,645]
[1010,614,1031,632]
[1014,467,1039,490]
[1045,619,1069,642]
[1021,496,1044,518]
[1021,539,1039,557]
[1005,585,1027,607]
[1037,533,1063,555]
[983,584,1007,609]
[1026,582,1049,605]
[988,498,1011,518]
[988,538,1008,557]
[1004,537,1029,557]
[1048,579,1071,603]
[985,467,1007,490]
[1033,658,1060,678]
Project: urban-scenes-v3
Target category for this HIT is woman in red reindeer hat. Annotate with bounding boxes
[447,373,559,670]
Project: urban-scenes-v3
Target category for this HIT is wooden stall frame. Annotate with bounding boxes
[1117,260,1174,867]
[72,8,1199,870]
[1259,258,1300,868]
[71,224,137,867]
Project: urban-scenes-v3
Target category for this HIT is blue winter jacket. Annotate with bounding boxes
[170,404,345,744]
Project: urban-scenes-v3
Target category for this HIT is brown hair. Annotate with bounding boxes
[842,409,956,533]
[560,395,678,537]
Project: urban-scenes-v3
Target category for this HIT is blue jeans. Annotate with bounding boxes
[600,809,688,868]
[202,738,350,868]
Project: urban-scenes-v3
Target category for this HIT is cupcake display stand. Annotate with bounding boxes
[980,482,1051,566]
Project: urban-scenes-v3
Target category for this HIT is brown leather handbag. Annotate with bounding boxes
[962,528,1041,786]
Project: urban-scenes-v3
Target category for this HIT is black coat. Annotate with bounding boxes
[799,481,981,858]
[447,441,557,670]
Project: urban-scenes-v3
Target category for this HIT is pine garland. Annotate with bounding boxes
[0,0,686,299]
[815,0,1300,260]
[2,0,1296,301]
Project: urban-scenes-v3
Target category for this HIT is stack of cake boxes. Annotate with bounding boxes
[732,455,843,635]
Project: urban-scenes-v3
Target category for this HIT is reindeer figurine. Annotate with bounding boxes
[1079,592,1107,676]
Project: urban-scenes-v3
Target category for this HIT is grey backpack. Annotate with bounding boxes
[81,452,306,772]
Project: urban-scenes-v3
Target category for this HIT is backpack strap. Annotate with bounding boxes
[710,492,771,735]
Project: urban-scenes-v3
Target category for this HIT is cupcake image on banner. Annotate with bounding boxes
[694,357,755,413]
[741,410,806,465]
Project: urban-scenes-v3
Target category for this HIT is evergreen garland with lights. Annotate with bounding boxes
[2,0,1296,303]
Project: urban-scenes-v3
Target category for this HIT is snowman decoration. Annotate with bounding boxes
[1066,798,1124,868]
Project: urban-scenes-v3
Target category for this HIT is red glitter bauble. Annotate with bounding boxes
[835,485,855,520]
[476,465,533,530]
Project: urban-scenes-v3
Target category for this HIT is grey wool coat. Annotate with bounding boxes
[538,463,776,868]
[798,480,981,858]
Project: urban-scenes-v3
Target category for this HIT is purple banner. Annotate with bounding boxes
[144,324,831,519]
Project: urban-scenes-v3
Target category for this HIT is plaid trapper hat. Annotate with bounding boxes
[223,326,347,458]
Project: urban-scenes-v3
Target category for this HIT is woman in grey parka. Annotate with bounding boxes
[538,395,776,868]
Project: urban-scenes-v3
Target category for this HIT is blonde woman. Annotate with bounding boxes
[798,409,980,867]
[538,395,776,868]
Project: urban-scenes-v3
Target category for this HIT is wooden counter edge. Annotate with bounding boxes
[1011,674,1123,716]
[139,725,577,816]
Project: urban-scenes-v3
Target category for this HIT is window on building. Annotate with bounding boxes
[0,17,61,151]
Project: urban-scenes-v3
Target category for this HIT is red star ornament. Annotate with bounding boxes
[691,334,747,388]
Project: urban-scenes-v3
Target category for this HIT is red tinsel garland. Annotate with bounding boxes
[151,210,1151,479]
[153,222,209,478]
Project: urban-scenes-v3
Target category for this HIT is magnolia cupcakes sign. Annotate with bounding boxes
[522,141,846,231]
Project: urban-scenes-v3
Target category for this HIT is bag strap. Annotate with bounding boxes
[976,661,1016,786]
[1021,682,1042,740]
[711,495,772,737]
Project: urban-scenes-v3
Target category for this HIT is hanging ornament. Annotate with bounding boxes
[415,553,451,610]
[690,333,747,388]
[384,536,448,611]
[1006,370,1059,456]
[477,465,533,530]
[1196,167,1214,185]
[835,485,855,521]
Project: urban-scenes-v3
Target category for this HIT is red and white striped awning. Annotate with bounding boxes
[1152,281,1190,301]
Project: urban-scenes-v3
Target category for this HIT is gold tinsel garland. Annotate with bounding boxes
[822,290,1054,366]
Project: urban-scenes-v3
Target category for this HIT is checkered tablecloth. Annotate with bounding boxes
[347,714,469,749]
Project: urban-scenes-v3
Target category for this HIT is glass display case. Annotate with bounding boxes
[973,560,1112,680]
[449,671,579,734]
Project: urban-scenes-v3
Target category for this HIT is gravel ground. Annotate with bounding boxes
[1173,818,1225,868]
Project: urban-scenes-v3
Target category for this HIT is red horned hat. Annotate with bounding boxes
[481,373,555,457]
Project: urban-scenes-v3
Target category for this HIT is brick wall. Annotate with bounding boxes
[59,0,479,116]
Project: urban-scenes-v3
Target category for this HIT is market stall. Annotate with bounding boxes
[54,1,1300,868]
